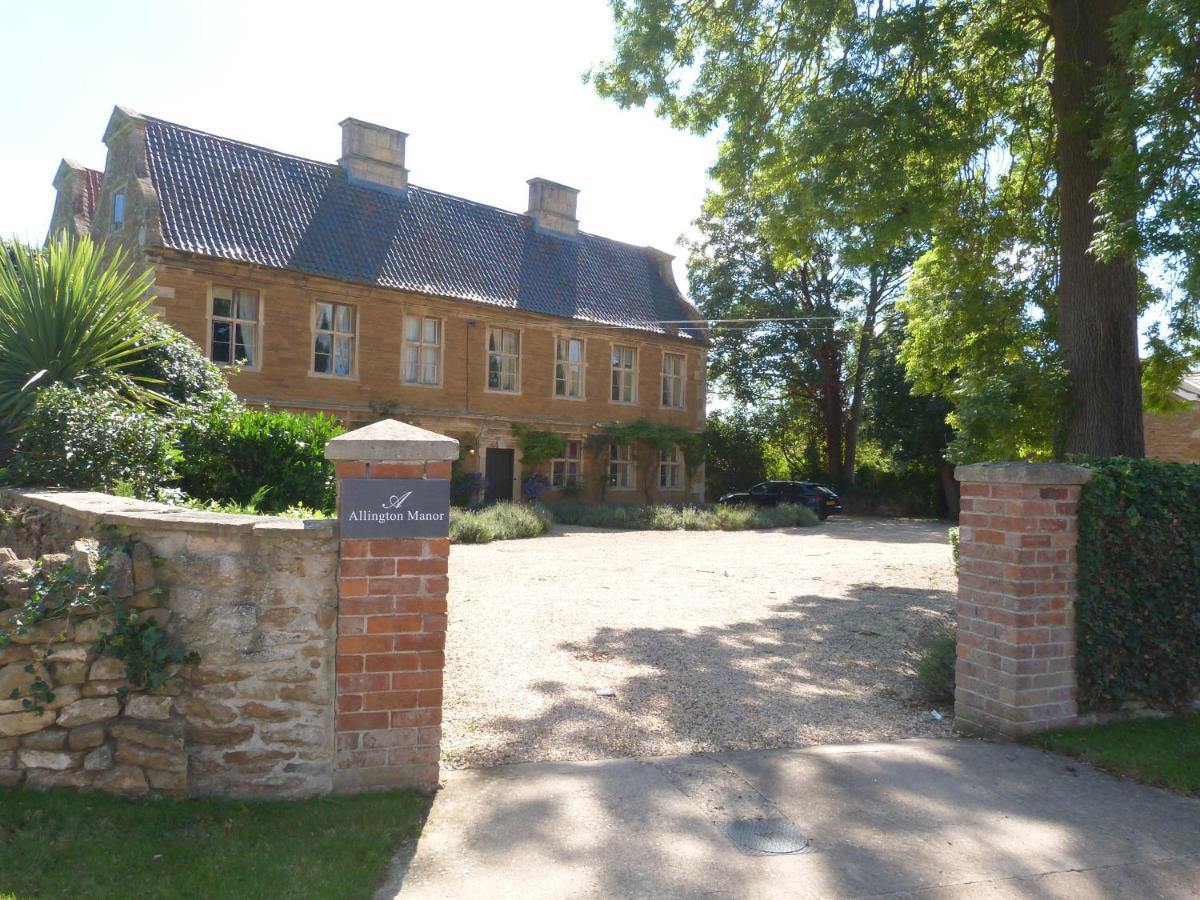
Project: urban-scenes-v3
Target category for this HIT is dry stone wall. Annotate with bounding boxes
[0,490,338,798]
[0,540,188,794]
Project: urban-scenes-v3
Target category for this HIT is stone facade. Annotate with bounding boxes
[1145,403,1200,464]
[0,489,338,797]
[54,106,708,505]
[953,463,1092,738]
[143,251,707,504]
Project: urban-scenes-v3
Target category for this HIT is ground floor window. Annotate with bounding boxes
[210,287,259,367]
[609,444,635,490]
[551,439,582,487]
[659,446,683,490]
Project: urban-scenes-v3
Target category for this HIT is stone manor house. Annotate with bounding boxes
[48,107,708,504]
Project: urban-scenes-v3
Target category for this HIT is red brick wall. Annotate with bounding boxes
[332,459,450,792]
[954,464,1091,738]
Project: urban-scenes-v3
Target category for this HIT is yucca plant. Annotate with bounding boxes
[0,234,165,430]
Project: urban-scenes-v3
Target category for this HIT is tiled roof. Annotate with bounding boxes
[142,118,703,340]
[1178,374,1200,403]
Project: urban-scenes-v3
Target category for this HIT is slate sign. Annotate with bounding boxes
[339,478,451,539]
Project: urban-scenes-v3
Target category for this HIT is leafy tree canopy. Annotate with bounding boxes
[593,0,1200,459]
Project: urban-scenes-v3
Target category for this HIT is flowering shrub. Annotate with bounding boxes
[522,473,550,501]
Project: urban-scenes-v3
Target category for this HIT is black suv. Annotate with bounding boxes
[718,481,844,519]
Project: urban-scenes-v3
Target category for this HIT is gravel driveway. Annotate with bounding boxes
[442,518,957,769]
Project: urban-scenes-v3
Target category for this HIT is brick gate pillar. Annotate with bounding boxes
[954,462,1093,739]
[325,420,458,792]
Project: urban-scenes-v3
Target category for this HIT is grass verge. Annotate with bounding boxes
[914,622,956,705]
[1026,713,1200,795]
[0,787,427,899]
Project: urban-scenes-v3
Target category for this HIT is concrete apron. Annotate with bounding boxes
[384,738,1200,900]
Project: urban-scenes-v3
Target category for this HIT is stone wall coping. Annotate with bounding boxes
[1,488,336,539]
[325,418,459,462]
[955,462,1094,486]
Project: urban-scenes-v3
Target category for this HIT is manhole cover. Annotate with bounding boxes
[721,818,811,855]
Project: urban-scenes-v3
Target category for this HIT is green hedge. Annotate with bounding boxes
[2,384,178,497]
[177,405,343,514]
[1076,457,1200,711]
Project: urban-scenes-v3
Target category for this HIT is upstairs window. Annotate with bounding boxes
[661,352,685,408]
[313,301,355,377]
[210,287,259,368]
[112,192,125,227]
[403,315,442,385]
[611,345,637,403]
[659,446,683,490]
[487,327,520,392]
[608,443,635,490]
[555,337,585,399]
[551,439,582,487]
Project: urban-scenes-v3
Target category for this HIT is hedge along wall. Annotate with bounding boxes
[0,489,338,797]
[1075,458,1200,712]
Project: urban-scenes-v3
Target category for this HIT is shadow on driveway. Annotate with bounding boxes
[386,739,1200,899]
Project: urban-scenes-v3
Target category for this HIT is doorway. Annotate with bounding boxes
[484,448,515,503]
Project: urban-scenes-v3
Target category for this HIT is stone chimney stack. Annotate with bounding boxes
[527,178,579,237]
[339,118,408,194]
[47,160,100,241]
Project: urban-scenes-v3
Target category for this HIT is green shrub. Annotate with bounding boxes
[554,502,819,532]
[0,236,162,430]
[640,505,684,530]
[448,510,496,544]
[485,501,554,538]
[3,384,177,497]
[546,500,585,524]
[916,623,957,704]
[948,526,960,573]
[449,502,553,544]
[680,505,720,530]
[712,504,754,530]
[1076,457,1200,712]
[124,320,237,412]
[747,504,821,528]
[178,405,342,513]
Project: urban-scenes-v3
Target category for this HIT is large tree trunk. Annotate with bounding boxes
[841,268,883,483]
[1048,0,1145,457]
[817,341,844,479]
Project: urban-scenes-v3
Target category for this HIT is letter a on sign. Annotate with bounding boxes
[339,478,451,539]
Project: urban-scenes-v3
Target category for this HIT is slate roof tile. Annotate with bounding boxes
[143,118,703,340]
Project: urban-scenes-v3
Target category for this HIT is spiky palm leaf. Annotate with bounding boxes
[0,234,166,429]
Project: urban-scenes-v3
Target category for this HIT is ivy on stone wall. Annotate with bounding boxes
[0,539,196,711]
[587,420,705,472]
[1075,457,1200,711]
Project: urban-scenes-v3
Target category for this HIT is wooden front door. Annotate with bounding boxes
[484,448,515,503]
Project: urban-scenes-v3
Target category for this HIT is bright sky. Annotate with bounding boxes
[2,0,718,292]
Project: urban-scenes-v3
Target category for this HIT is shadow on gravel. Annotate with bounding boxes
[819,516,957,544]
[456,581,955,768]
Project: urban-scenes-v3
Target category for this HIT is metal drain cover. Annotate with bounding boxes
[721,818,812,855]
